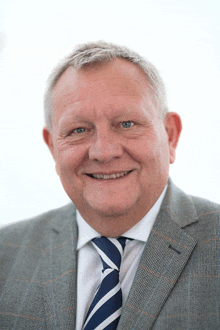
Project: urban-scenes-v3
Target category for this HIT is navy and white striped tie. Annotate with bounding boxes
[83,236,127,330]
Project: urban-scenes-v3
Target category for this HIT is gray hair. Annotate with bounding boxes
[44,41,168,131]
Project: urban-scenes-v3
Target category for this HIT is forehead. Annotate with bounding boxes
[52,58,156,122]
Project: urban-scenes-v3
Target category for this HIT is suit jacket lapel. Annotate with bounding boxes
[118,179,198,330]
[39,205,78,330]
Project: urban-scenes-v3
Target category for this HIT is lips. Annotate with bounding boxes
[87,170,132,180]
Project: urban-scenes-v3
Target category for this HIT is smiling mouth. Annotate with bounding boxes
[86,170,133,180]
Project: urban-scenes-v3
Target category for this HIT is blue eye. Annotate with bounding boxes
[74,127,86,134]
[121,121,134,128]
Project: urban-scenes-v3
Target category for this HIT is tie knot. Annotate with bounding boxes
[92,236,127,271]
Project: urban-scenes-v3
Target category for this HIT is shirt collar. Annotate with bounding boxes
[76,185,167,250]
[76,211,100,250]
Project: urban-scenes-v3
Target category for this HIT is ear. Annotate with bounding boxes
[43,128,61,177]
[42,127,55,160]
[164,112,182,164]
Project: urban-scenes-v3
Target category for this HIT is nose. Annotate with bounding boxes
[89,129,123,163]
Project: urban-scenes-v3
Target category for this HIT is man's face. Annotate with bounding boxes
[44,59,180,232]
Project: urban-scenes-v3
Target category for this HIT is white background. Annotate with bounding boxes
[0,0,220,227]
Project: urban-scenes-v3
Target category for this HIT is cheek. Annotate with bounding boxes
[129,139,158,163]
[55,147,86,178]
[134,137,170,169]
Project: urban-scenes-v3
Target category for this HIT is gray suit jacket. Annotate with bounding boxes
[0,179,220,329]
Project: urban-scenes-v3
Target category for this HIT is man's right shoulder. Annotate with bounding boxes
[0,203,76,247]
[0,203,77,308]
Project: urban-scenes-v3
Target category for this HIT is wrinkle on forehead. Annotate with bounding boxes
[53,83,153,120]
[52,59,158,127]
[52,59,150,103]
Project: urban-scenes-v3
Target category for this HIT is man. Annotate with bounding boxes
[0,41,219,330]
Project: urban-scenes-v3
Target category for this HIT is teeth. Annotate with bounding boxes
[92,171,129,180]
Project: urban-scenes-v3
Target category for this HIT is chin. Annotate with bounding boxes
[88,200,135,218]
[82,188,142,218]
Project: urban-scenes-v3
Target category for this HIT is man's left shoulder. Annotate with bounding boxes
[190,194,220,218]
[186,195,220,245]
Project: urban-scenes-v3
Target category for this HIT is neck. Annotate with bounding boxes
[77,202,153,237]
[76,185,167,237]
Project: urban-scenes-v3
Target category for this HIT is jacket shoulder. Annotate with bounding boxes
[0,203,75,241]
[190,195,220,217]
[0,204,76,283]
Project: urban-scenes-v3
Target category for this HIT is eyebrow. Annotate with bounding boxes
[58,115,89,131]
[57,104,146,128]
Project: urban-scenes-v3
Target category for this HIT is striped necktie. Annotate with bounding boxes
[83,236,127,330]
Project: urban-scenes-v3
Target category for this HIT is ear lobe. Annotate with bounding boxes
[164,112,182,164]
[43,127,55,159]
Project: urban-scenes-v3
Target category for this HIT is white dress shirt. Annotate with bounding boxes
[75,186,167,330]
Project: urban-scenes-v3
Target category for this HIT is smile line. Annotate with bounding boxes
[87,170,133,180]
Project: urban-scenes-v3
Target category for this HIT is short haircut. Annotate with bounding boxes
[44,41,168,131]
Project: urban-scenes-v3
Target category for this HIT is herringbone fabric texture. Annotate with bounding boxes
[83,237,127,330]
[1,179,220,329]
